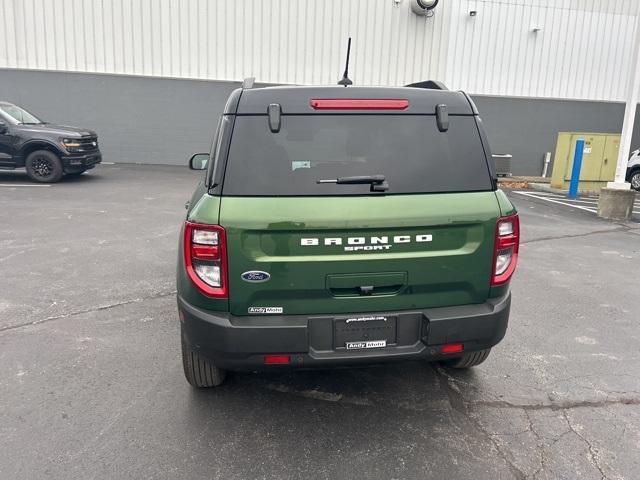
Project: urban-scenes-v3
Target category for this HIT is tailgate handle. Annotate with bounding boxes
[327,272,407,297]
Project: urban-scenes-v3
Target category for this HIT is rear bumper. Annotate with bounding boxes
[61,151,102,170]
[178,292,511,371]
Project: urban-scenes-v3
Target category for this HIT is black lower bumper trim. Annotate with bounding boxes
[62,152,102,170]
[178,292,511,371]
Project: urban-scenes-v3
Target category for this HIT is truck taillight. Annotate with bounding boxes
[491,214,519,286]
[184,222,228,298]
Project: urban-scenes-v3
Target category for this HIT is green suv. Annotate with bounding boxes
[178,82,519,387]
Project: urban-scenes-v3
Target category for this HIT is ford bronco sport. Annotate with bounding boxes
[178,82,519,387]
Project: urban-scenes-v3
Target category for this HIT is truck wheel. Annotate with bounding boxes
[25,150,64,183]
[441,348,491,369]
[181,330,227,387]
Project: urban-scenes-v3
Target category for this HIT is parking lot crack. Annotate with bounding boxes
[434,366,639,479]
[561,410,609,480]
[525,410,547,480]
[0,290,177,333]
[521,226,632,245]
[469,396,640,411]
[434,365,528,479]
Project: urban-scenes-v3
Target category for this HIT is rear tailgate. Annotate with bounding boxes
[221,193,498,316]
[219,103,499,316]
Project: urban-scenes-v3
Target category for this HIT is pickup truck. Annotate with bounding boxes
[0,102,101,183]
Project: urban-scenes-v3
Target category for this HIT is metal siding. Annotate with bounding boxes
[445,0,640,101]
[0,0,638,101]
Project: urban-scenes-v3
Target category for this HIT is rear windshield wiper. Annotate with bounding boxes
[317,174,389,192]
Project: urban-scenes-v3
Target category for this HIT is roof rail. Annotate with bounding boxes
[242,77,255,89]
[405,80,448,91]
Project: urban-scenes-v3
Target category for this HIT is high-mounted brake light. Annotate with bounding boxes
[491,214,520,286]
[184,222,228,298]
[310,99,409,110]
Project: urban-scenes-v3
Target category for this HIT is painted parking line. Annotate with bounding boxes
[0,184,51,187]
[514,191,599,212]
[514,191,640,215]
[559,198,599,204]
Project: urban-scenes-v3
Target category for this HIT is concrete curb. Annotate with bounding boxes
[528,183,568,195]
[528,182,604,195]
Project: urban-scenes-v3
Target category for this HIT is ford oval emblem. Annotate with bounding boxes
[241,271,271,283]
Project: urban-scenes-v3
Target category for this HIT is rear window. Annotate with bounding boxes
[222,115,492,196]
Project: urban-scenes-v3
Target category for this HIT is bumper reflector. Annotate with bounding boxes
[441,343,464,354]
[264,354,291,365]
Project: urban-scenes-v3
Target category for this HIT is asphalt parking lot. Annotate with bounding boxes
[1,165,639,480]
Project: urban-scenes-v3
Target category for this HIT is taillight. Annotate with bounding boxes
[491,214,520,286]
[183,222,228,298]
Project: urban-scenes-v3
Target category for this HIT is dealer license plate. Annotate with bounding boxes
[334,315,397,350]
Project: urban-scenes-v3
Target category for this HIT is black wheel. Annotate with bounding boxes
[440,348,491,369]
[181,328,227,387]
[25,150,63,183]
[629,168,640,191]
[65,169,88,176]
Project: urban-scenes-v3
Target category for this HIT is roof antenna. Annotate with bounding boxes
[337,37,353,87]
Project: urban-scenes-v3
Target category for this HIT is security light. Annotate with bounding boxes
[410,0,439,16]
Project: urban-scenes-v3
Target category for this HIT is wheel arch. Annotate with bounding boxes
[627,165,640,190]
[626,164,640,180]
[19,141,64,164]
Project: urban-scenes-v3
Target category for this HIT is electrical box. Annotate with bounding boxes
[550,132,621,192]
[492,154,513,177]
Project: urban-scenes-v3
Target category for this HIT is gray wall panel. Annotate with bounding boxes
[0,69,238,165]
[472,95,640,177]
[1,69,638,176]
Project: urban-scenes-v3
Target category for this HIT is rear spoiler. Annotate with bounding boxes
[405,80,448,91]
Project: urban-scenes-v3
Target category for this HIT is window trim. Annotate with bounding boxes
[204,118,222,189]
[207,114,236,195]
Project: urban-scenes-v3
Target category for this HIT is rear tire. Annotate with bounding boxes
[440,348,491,369]
[25,150,63,183]
[181,329,227,387]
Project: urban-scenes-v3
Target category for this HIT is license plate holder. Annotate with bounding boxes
[334,315,397,350]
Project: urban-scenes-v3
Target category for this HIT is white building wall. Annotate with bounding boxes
[0,0,638,101]
[446,0,639,100]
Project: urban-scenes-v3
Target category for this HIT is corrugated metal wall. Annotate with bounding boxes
[446,0,639,100]
[0,0,638,101]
